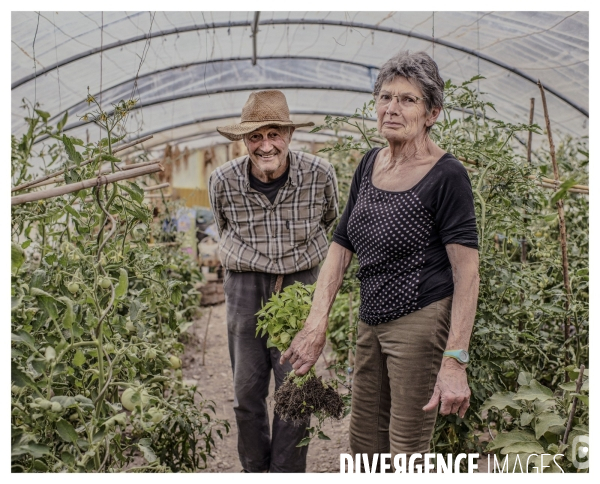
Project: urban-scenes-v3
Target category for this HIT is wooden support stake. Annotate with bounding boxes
[538,80,573,361]
[11,135,154,193]
[562,364,586,446]
[142,182,170,192]
[11,163,163,205]
[112,134,154,154]
[201,306,213,366]
[25,160,162,190]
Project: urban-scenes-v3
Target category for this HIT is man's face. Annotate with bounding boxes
[244,126,294,181]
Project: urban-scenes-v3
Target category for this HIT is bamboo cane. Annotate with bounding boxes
[11,163,164,205]
[538,80,572,362]
[112,134,153,154]
[24,160,162,190]
[11,135,154,193]
[142,183,170,192]
[144,193,173,199]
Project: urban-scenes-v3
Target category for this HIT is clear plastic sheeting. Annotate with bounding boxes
[12,11,589,151]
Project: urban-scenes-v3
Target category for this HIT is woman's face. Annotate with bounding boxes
[376,76,439,144]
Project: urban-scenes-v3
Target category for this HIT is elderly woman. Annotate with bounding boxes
[281,51,479,470]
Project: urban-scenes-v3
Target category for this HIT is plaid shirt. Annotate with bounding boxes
[208,151,339,274]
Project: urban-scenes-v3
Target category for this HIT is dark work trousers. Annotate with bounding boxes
[224,266,319,473]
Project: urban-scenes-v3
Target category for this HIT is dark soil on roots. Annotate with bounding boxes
[274,374,345,423]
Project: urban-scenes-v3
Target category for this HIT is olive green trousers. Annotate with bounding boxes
[349,296,453,472]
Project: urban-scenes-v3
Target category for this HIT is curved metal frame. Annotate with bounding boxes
[47,56,379,123]
[12,16,588,117]
[110,110,376,153]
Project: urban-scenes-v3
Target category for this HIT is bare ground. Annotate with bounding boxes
[181,302,489,473]
[181,302,350,473]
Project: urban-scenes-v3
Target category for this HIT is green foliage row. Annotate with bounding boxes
[11,97,228,473]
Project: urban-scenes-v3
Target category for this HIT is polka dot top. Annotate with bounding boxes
[332,148,478,325]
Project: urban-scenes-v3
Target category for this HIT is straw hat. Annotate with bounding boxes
[216,90,314,141]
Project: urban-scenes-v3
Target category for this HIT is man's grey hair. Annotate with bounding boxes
[373,51,444,115]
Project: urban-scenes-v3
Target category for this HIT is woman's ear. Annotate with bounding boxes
[426,106,442,127]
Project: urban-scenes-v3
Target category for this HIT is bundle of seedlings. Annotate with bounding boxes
[256,282,344,424]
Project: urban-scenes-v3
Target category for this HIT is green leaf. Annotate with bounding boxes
[296,436,312,447]
[56,419,79,443]
[62,134,83,164]
[514,380,554,402]
[34,109,50,121]
[11,362,38,391]
[534,413,565,439]
[138,442,157,463]
[57,296,75,328]
[115,268,129,298]
[101,154,122,163]
[481,391,521,414]
[51,396,77,408]
[317,431,331,440]
[572,394,589,406]
[33,290,59,322]
[12,443,51,459]
[487,430,537,452]
[122,181,145,203]
[56,111,69,132]
[520,412,533,426]
[64,204,80,219]
[550,178,578,204]
[517,371,533,386]
[11,242,25,275]
[170,285,182,305]
[558,381,577,392]
[73,350,86,367]
[501,441,545,455]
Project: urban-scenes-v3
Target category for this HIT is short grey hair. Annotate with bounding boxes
[373,51,444,115]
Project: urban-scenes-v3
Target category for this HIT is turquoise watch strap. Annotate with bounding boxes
[443,349,469,363]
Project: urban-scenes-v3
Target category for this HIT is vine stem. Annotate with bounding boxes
[562,364,585,445]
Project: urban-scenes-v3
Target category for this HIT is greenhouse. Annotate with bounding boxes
[11,11,589,473]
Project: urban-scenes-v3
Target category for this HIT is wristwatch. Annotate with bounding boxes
[443,349,470,364]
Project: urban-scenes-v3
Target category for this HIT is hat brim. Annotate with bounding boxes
[216,120,315,141]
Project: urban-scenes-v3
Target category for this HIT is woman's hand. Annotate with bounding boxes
[422,357,471,417]
[280,316,327,376]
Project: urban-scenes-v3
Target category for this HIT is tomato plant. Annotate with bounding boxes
[11,97,228,473]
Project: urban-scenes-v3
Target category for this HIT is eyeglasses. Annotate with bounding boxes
[375,92,426,108]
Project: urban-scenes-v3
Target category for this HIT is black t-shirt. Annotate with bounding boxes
[249,165,290,205]
[332,148,478,325]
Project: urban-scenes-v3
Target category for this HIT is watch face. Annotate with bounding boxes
[460,350,470,363]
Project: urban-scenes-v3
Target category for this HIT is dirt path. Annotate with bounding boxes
[181,302,350,473]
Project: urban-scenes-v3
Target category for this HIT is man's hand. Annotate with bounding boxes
[280,317,327,376]
[422,358,471,418]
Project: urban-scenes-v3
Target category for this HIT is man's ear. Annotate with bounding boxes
[288,127,295,141]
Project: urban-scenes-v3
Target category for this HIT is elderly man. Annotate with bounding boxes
[208,90,339,473]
